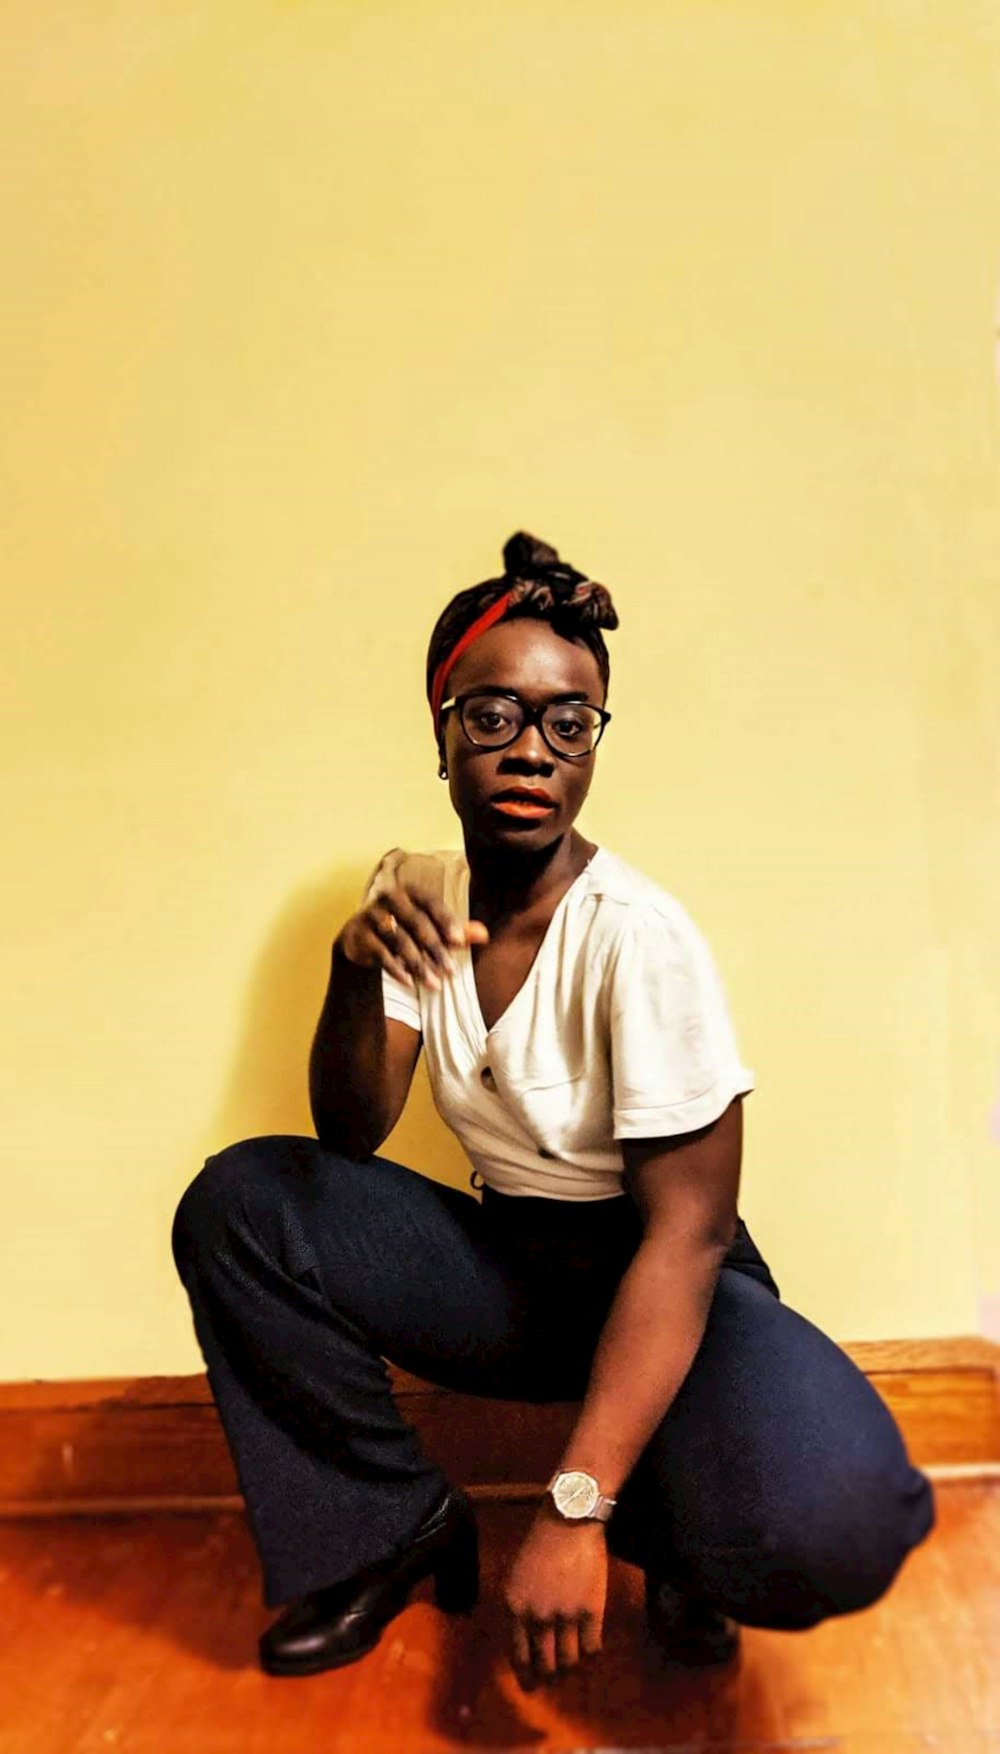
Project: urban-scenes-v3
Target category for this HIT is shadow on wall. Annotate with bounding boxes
[201,862,471,1191]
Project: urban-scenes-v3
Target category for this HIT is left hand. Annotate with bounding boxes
[502,1507,608,1689]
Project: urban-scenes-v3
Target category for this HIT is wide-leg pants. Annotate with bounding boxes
[170,1135,936,1621]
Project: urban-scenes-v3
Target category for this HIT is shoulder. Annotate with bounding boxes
[361,846,467,906]
[581,848,706,962]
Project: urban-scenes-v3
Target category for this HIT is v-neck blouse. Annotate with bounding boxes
[458,856,588,1044]
[366,845,755,1201]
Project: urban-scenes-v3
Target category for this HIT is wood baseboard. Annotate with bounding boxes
[1,1337,997,1516]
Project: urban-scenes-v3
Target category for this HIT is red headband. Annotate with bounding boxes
[430,588,515,732]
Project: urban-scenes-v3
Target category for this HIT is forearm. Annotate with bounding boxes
[308,936,391,1157]
[557,1235,729,1498]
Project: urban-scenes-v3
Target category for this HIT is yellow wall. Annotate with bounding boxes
[2,1,998,1379]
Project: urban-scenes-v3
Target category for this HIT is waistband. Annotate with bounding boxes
[478,1188,777,1294]
[482,1186,754,1249]
[480,1182,639,1234]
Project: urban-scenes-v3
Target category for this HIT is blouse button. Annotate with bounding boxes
[481,1065,496,1090]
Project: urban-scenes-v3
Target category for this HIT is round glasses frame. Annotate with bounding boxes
[439,690,612,760]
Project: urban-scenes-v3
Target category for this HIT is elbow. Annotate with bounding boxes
[308,1067,393,1162]
[710,1203,741,1255]
[312,1124,379,1162]
[339,1140,380,1163]
[309,1102,381,1162]
[312,1129,373,1157]
[645,1202,740,1260]
[639,1223,733,1267]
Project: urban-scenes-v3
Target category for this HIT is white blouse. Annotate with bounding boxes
[362,845,755,1201]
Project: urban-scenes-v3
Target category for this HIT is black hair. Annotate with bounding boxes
[426,532,619,726]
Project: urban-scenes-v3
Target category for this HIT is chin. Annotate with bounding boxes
[469,816,568,851]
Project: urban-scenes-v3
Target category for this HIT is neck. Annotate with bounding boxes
[465,829,595,927]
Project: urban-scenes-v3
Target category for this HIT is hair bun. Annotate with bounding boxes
[502,531,564,578]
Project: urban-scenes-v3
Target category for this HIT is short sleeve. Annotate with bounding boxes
[360,847,409,908]
[381,969,421,1032]
[607,906,755,1139]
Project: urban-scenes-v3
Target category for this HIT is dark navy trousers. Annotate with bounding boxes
[170,1135,936,1619]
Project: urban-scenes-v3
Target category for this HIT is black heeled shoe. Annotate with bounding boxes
[643,1571,742,1667]
[259,1483,479,1677]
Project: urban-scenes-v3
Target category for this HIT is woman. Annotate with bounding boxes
[171,532,936,1691]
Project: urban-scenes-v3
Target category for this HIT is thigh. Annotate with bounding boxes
[615,1265,934,1587]
[180,1135,540,1395]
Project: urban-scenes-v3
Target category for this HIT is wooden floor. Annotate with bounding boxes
[0,1481,996,1754]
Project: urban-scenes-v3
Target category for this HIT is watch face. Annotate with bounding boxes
[552,1470,599,1518]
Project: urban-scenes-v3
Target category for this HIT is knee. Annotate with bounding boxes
[170,1135,321,1272]
[820,1462,937,1616]
[680,1461,938,1632]
[764,1461,938,1626]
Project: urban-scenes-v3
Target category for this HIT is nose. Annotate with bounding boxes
[502,720,555,766]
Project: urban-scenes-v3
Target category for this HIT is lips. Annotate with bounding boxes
[489,788,558,823]
[490,788,557,807]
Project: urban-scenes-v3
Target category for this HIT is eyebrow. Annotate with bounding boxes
[464,685,593,702]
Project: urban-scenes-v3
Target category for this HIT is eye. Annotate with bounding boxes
[547,712,593,745]
[470,707,511,731]
[552,714,586,737]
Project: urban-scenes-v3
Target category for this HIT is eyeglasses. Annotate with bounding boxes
[439,691,612,760]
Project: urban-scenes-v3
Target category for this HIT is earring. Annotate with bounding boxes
[438,762,448,780]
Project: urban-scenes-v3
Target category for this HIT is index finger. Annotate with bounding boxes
[396,887,489,950]
[510,1618,556,1689]
[510,1617,537,1689]
[554,1616,581,1672]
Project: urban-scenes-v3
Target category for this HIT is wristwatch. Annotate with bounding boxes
[546,1468,617,1523]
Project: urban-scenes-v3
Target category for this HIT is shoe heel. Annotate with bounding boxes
[432,1515,479,1613]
